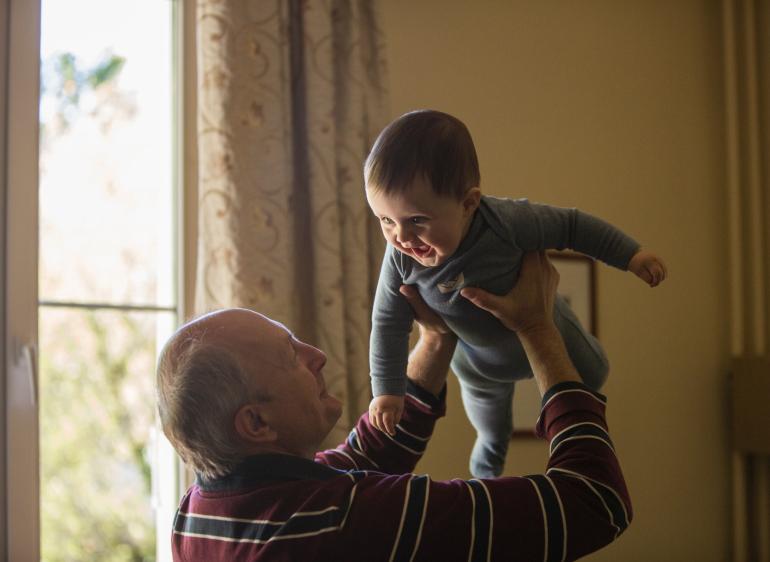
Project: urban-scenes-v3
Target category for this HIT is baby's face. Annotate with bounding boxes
[366,177,479,267]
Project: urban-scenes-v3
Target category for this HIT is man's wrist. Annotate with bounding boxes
[406,329,457,397]
[517,321,582,395]
[516,321,559,347]
[417,327,456,349]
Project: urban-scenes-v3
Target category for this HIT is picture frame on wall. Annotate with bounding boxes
[511,250,597,439]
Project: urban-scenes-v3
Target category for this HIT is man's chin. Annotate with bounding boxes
[326,395,343,421]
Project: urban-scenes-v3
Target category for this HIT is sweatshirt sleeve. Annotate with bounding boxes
[369,246,416,397]
[334,381,632,562]
[314,380,446,474]
[505,199,641,270]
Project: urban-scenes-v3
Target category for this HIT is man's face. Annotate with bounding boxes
[366,177,478,267]
[210,309,342,458]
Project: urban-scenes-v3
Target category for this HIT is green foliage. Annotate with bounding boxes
[55,53,81,105]
[39,309,157,562]
[40,51,127,132]
[88,56,126,89]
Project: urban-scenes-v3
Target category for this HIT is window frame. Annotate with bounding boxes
[0,0,8,555]
[2,0,190,557]
[3,0,42,559]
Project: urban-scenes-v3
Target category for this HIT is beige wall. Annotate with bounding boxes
[382,1,730,560]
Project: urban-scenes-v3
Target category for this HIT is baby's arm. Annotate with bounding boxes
[369,247,415,432]
[628,248,668,287]
[507,200,667,281]
[370,281,456,435]
[517,202,639,269]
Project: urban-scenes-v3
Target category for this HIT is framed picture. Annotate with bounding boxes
[511,251,597,438]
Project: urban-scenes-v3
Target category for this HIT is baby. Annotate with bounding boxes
[366,109,666,478]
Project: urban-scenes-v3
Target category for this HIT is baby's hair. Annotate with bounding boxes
[364,109,480,200]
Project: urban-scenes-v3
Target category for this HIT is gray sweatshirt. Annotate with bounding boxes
[369,196,640,396]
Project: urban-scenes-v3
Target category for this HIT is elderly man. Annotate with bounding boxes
[157,252,631,561]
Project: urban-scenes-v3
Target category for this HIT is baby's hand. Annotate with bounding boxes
[369,395,404,436]
[628,249,668,287]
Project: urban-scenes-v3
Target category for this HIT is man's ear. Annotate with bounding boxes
[234,403,277,445]
[462,187,481,215]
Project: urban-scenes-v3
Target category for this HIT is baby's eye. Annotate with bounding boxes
[380,217,394,225]
[410,216,428,225]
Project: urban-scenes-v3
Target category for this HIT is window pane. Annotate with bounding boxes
[39,307,175,562]
[39,0,174,307]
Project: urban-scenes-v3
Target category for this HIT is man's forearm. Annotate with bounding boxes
[406,329,457,396]
[518,323,581,396]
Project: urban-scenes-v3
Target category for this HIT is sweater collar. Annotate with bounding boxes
[195,453,344,492]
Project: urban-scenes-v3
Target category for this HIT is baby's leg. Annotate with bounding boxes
[453,348,515,478]
[459,379,515,478]
[554,296,609,391]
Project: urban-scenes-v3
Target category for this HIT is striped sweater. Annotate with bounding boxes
[172,380,632,561]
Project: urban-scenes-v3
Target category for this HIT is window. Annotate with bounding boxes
[38,1,182,560]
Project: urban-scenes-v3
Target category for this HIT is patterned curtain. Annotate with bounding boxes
[195,0,388,445]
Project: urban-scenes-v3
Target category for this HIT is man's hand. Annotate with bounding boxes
[460,251,559,336]
[462,251,580,394]
[369,395,404,436]
[628,249,667,287]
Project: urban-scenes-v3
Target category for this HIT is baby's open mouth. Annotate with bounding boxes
[410,244,433,258]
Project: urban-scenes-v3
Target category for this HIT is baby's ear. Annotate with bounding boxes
[462,187,482,214]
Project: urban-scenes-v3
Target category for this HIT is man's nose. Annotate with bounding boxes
[309,346,327,372]
[296,340,327,372]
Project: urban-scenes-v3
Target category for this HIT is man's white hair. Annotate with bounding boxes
[156,333,265,480]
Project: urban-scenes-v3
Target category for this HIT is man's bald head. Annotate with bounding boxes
[156,308,341,479]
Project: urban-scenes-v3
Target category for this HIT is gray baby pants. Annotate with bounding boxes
[450,297,609,478]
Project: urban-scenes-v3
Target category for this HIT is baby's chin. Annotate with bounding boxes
[410,252,448,268]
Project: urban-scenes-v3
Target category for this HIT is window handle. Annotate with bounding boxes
[18,343,38,407]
